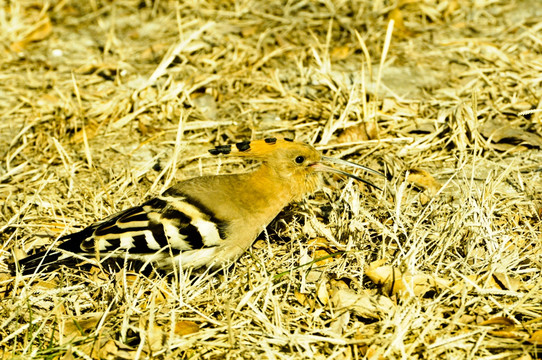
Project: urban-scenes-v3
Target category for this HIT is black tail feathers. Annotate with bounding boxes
[12,236,86,276]
[14,249,65,275]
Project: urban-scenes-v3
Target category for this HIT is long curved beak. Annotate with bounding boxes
[313,156,385,190]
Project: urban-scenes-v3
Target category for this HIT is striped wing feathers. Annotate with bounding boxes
[67,196,226,256]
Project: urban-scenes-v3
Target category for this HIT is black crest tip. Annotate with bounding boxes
[236,141,251,152]
[209,145,232,155]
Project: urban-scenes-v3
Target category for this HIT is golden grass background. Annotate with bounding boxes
[1,0,541,358]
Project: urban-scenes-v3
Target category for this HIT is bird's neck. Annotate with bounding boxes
[248,163,306,202]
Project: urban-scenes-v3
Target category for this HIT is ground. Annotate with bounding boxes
[1,0,541,359]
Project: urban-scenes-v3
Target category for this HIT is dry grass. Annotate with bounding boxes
[1,0,542,358]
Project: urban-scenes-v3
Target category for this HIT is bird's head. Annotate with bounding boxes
[208,138,384,190]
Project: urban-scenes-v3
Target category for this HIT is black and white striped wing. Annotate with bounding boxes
[18,195,228,274]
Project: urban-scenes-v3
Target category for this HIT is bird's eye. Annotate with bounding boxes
[295,156,305,164]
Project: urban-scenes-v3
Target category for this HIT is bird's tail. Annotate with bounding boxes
[13,236,90,276]
[14,249,66,275]
[12,237,150,276]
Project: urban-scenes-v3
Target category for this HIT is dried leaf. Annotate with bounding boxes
[314,249,334,266]
[294,291,315,307]
[174,321,200,336]
[37,94,61,108]
[480,120,542,150]
[96,339,136,360]
[479,316,515,327]
[10,17,52,52]
[316,279,330,306]
[329,312,350,335]
[330,287,395,319]
[528,330,542,344]
[366,260,451,297]
[407,168,442,196]
[141,43,169,61]
[192,93,218,120]
[388,8,415,37]
[489,330,526,339]
[241,25,258,38]
[404,121,437,134]
[336,122,377,143]
[63,313,105,338]
[70,120,101,144]
[330,45,350,60]
[32,279,59,291]
[329,279,350,290]
[307,237,332,248]
[147,323,165,352]
[60,348,76,360]
[444,0,460,17]
[491,273,522,291]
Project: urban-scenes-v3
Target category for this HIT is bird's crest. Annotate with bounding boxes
[208,137,301,158]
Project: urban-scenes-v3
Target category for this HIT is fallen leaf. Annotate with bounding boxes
[37,94,61,108]
[294,291,315,307]
[443,0,460,17]
[330,45,350,60]
[70,120,101,144]
[388,8,415,37]
[329,312,350,335]
[491,273,522,292]
[479,317,529,340]
[241,25,258,38]
[191,93,218,120]
[407,168,442,196]
[480,120,542,150]
[366,260,451,297]
[528,330,542,344]
[147,322,165,352]
[330,287,395,319]
[141,43,169,61]
[174,321,200,336]
[307,237,332,247]
[62,314,102,339]
[96,339,136,360]
[458,314,476,324]
[314,249,334,266]
[316,279,330,306]
[60,348,76,360]
[479,316,515,327]
[10,17,52,52]
[489,330,527,339]
[404,121,437,134]
[336,122,378,143]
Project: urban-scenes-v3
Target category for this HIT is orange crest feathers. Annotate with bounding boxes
[208,137,300,158]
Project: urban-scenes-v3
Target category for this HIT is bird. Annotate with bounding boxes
[14,137,384,276]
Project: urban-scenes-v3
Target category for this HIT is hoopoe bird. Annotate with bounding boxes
[15,138,384,275]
